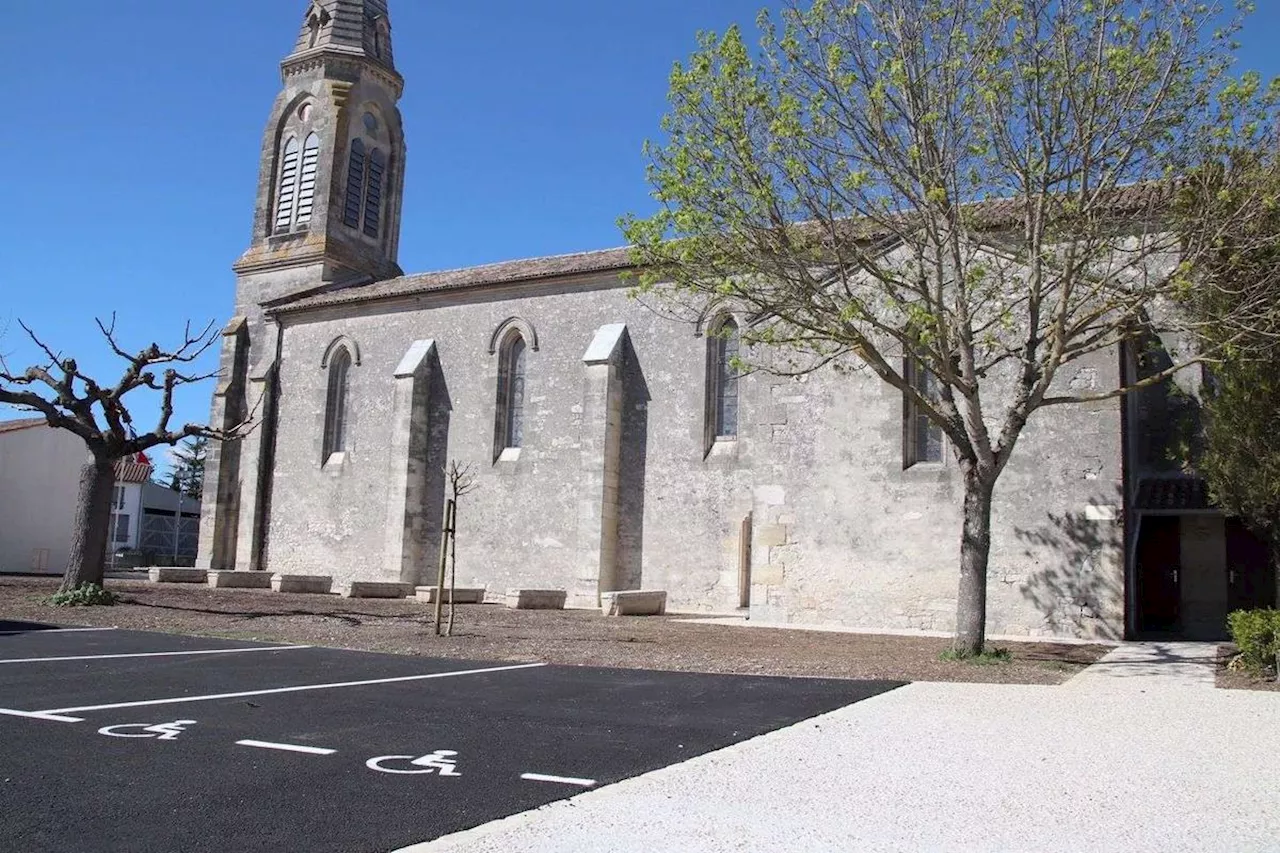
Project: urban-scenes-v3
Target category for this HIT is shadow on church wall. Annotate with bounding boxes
[616,339,651,592]
[1014,485,1125,638]
[419,361,452,584]
[1130,331,1207,476]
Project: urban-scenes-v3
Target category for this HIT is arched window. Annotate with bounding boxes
[364,148,386,237]
[495,333,527,454]
[709,318,740,440]
[323,347,352,461]
[295,133,320,224]
[274,137,300,231]
[905,357,944,466]
[343,139,366,228]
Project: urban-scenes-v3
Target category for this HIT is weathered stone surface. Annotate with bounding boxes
[207,571,273,589]
[149,568,208,584]
[415,586,486,604]
[601,590,668,617]
[342,581,413,599]
[271,574,334,594]
[197,2,1136,642]
[506,589,568,610]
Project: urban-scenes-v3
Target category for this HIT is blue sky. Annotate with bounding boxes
[1,1,1277,474]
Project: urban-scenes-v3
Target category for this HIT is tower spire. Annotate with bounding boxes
[288,1,397,73]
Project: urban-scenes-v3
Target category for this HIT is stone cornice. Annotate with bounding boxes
[233,245,330,276]
[280,51,404,98]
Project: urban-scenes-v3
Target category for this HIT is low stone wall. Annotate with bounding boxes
[506,589,568,610]
[271,574,333,594]
[149,568,208,584]
[207,571,273,589]
[415,586,486,604]
[601,590,667,617]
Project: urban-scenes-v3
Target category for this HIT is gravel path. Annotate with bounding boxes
[404,642,1280,853]
[1,576,1106,684]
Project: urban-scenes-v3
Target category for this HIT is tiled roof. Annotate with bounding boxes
[271,183,1173,316]
[1135,477,1214,512]
[0,416,47,435]
[276,246,635,313]
[114,459,154,484]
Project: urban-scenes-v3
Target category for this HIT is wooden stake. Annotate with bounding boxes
[434,499,455,637]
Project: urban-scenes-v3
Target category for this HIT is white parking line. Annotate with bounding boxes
[237,740,336,756]
[521,773,598,787]
[0,627,118,636]
[0,646,311,665]
[33,662,547,716]
[0,708,85,723]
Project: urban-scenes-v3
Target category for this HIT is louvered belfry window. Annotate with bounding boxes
[343,134,386,239]
[274,137,300,231]
[343,139,366,228]
[364,149,386,238]
[295,134,320,224]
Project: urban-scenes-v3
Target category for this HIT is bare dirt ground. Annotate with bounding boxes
[1215,644,1280,692]
[1,576,1108,684]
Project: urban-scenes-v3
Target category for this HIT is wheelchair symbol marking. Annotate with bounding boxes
[98,720,197,741]
[366,750,461,776]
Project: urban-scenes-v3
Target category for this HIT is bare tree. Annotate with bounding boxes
[621,0,1274,654]
[0,316,250,592]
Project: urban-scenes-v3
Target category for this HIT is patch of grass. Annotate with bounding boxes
[46,584,120,608]
[1038,660,1075,673]
[940,646,1013,665]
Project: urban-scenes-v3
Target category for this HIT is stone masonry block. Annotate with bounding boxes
[601,589,667,616]
[415,586,486,604]
[756,525,789,547]
[207,571,273,589]
[753,563,784,586]
[754,485,786,506]
[271,574,334,594]
[505,589,568,610]
[149,568,208,584]
[342,581,413,599]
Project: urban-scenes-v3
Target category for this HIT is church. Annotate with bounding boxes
[197,0,1276,641]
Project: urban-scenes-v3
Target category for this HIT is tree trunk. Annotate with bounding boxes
[62,458,116,593]
[954,461,995,656]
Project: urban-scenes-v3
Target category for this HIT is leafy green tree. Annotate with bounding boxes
[168,436,208,500]
[1179,154,1280,571]
[622,0,1273,654]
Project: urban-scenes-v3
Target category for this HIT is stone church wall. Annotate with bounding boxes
[263,272,1125,639]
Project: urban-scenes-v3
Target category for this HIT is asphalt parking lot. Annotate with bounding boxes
[0,620,901,853]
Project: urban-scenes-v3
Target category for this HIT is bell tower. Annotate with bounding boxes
[233,0,407,307]
[198,1,407,573]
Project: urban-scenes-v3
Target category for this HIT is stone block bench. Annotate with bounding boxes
[342,581,413,599]
[601,590,668,617]
[207,571,273,589]
[415,586,486,604]
[148,568,208,584]
[270,574,333,595]
[506,589,568,610]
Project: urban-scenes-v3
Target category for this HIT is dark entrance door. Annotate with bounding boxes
[1137,515,1182,633]
[1227,519,1276,612]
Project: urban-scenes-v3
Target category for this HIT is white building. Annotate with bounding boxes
[0,417,200,573]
